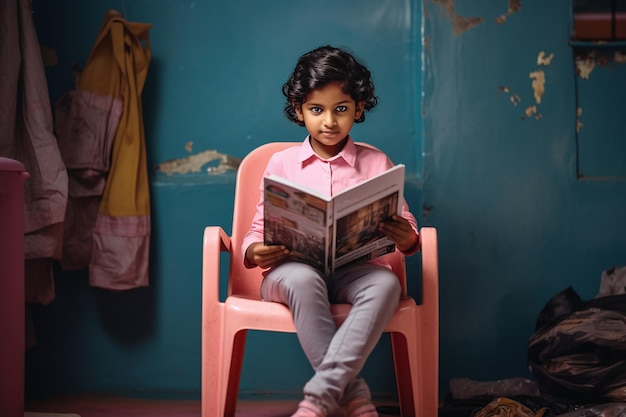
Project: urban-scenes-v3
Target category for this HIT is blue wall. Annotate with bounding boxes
[423,0,626,385]
[27,0,422,400]
[26,0,626,403]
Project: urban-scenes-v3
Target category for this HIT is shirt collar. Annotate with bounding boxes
[297,135,358,167]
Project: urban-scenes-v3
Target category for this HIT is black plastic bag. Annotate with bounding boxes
[527,286,626,402]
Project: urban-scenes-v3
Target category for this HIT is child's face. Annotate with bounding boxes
[295,82,364,159]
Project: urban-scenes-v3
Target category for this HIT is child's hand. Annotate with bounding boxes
[245,242,291,269]
[378,215,419,253]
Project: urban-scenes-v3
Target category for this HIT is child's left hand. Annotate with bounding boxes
[378,215,419,253]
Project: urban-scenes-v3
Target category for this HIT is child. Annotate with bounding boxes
[242,45,420,417]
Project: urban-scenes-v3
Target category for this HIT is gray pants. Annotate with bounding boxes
[261,261,401,413]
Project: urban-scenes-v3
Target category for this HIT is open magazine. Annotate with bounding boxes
[263,164,405,275]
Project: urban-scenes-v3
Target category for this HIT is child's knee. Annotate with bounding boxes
[278,262,327,293]
[377,270,402,296]
[370,272,402,310]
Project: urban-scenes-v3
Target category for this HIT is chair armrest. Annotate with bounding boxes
[418,226,439,392]
[202,226,232,305]
[415,226,439,417]
[419,227,438,311]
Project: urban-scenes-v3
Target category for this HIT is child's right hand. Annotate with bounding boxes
[245,242,291,269]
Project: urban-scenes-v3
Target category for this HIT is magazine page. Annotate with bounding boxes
[331,164,405,272]
[263,175,333,274]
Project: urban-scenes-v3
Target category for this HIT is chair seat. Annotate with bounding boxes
[224,295,419,334]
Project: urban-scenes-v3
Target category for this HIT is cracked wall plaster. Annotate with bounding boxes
[524,105,541,120]
[576,50,626,80]
[537,51,554,66]
[431,0,484,35]
[496,0,521,24]
[156,148,241,176]
[499,51,554,121]
[529,70,545,104]
[498,86,521,106]
[576,55,596,80]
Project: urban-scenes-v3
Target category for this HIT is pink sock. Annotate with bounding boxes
[344,399,379,417]
[291,400,326,417]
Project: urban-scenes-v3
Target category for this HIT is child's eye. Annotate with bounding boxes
[310,107,322,114]
[336,106,347,112]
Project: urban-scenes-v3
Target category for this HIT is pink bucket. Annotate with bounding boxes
[0,157,29,417]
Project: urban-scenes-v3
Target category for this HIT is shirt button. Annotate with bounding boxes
[323,174,330,180]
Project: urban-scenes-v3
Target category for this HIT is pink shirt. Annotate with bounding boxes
[242,136,419,270]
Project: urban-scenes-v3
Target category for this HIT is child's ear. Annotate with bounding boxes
[295,104,304,121]
[355,101,365,119]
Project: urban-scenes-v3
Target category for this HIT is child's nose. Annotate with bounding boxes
[324,112,337,127]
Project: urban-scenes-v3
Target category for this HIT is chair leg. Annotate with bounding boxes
[390,332,417,417]
[223,329,248,417]
[202,309,224,417]
[418,319,438,417]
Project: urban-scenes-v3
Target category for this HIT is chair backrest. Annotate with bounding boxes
[228,142,407,298]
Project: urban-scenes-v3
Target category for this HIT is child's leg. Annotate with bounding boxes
[260,262,337,377]
[341,376,370,405]
[260,262,400,414]
[304,264,401,411]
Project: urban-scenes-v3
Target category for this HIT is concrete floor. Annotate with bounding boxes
[24,395,404,417]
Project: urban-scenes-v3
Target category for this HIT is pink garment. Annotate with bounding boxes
[54,90,122,270]
[0,0,68,304]
[242,136,418,270]
[54,10,152,289]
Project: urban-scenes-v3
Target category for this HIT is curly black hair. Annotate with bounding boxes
[282,46,378,126]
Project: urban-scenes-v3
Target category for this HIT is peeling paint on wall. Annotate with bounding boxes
[510,92,521,106]
[529,70,545,104]
[574,49,626,80]
[576,107,584,133]
[496,0,521,24]
[498,86,521,106]
[537,51,554,66]
[431,0,484,35]
[499,51,554,121]
[575,54,596,79]
[524,105,541,120]
[156,148,241,175]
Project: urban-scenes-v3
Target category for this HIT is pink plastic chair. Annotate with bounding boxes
[202,142,439,417]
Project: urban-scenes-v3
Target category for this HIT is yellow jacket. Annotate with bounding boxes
[80,10,152,289]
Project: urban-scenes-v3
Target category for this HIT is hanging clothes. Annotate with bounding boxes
[0,0,68,304]
[75,10,152,290]
[54,66,123,271]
